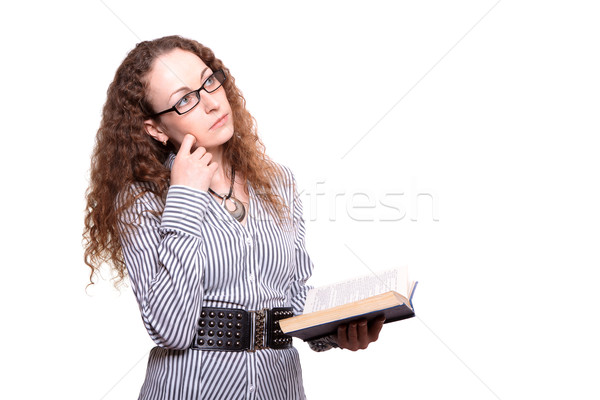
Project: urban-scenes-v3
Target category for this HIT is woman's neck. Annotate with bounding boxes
[204,145,238,193]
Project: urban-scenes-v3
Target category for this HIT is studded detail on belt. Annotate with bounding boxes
[190,307,294,352]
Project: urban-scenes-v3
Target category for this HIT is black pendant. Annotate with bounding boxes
[208,167,246,223]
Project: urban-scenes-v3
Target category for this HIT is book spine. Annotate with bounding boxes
[409,281,418,310]
[288,305,415,341]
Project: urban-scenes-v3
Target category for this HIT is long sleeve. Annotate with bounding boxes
[287,173,314,317]
[285,170,339,352]
[118,184,211,350]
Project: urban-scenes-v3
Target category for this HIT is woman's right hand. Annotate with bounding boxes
[170,134,219,191]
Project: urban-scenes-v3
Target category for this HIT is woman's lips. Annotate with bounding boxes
[210,114,228,130]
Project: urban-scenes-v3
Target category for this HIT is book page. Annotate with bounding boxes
[304,266,410,313]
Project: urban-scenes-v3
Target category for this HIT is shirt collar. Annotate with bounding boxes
[164,152,176,170]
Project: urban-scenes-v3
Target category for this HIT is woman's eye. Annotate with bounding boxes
[178,95,191,106]
[205,76,215,87]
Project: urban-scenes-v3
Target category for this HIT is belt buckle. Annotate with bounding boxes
[249,309,266,352]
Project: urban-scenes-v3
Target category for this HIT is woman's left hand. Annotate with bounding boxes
[336,315,386,351]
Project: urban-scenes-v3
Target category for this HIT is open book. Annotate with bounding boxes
[279,267,417,341]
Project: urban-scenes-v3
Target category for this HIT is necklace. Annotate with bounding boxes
[208,167,246,223]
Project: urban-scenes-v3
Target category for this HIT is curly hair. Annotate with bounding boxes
[83,35,291,288]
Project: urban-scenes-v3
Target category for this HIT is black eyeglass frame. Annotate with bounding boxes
[149,69,226,118]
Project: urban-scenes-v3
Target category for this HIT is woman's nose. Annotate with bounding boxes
[200,90,219,112]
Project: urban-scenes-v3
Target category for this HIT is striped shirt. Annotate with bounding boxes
[118,153,332,400]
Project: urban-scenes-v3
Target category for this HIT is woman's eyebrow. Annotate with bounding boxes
[168,67,210,101]
[200,67,210,80]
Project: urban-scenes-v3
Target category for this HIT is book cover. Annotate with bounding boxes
[280,267,417,341]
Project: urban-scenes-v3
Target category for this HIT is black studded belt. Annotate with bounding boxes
[189,307,294,352]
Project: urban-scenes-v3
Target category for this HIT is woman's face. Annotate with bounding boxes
[143,48,234,151]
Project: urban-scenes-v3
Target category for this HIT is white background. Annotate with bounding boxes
[1,1,599,399]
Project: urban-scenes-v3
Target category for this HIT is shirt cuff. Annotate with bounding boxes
[306,334,340,352]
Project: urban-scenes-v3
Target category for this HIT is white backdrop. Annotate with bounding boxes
[1,1,599,399]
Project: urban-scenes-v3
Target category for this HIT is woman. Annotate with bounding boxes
[84,35,384,399]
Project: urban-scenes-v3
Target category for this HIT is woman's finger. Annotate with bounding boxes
[357,320,370,349]
[179,134,196,156]
[192,145,207,159]
[347,322,359,350]
[198,150,212,164]
[337,324,348,349]
[368,316,386,342]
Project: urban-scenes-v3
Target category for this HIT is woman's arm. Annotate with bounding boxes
[284,167,385,352]
[118,184,210,350]
[282,168,338,352]
[287,171,314,318]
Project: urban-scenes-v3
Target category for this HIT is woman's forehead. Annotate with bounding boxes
[147,49,209,99]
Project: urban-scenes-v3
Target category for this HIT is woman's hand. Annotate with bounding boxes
[336,315,386,351]
[170,134,219,191]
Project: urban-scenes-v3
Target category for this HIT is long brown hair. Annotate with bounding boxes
[83,35,290,287]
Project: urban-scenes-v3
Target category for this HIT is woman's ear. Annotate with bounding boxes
[143,119,169,144]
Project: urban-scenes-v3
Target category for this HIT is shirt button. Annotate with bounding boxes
[248,274,255,282]
[245,237,253,246]
[249,384,255,393]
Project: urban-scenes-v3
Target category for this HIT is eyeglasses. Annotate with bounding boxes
[150,69,226,117]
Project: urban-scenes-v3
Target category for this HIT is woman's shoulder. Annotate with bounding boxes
[265,159,298,194]
[264,159,294,183]
[116,181,166,211]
